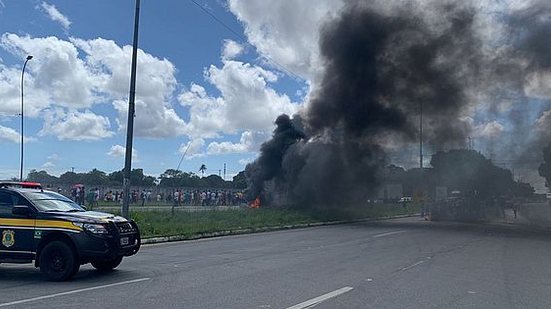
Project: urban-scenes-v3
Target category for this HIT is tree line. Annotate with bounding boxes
[25,168,247,189]
[23,149,539,198]
[384,149,535,199]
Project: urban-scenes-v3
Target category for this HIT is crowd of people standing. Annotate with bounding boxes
[66,186,245,207]
[166,189,245,206]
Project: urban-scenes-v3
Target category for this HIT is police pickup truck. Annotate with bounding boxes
[0,182,140,281]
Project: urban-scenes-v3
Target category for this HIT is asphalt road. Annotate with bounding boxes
[1,217,551,308]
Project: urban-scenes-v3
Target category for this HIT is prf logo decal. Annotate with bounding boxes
[2,230,15,248]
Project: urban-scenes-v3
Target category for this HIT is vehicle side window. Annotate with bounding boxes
[0,191,17,215]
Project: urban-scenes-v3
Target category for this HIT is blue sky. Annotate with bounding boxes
[0,0,315,180]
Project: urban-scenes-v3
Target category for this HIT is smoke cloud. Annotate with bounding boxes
[245,0,551,207]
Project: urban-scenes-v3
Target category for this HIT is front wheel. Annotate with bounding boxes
[39,241,79,281]
[91,256,123,271]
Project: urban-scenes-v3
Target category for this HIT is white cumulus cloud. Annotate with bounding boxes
[107,144,138,160]
[222,40,244,60]
[179,60,299,139]
[73,38,189,138]
[0,34,189,141]
[238,157,255,166]
[477,121,505,138]
[0,125,35,144]
[207,130,267,154]
[41,161,55,168]
[39,109,113,141]
[39,2,72,30]
[178,138,206,160]
[0,34,102,112]
[0,125,21,143]
[228,0,342,81]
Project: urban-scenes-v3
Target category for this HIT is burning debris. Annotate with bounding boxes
[249,197,261,209]
[246,0,551,210]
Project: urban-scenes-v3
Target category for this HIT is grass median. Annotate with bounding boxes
[122,203,421,239]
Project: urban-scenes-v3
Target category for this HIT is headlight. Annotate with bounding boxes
[73,222,109,234]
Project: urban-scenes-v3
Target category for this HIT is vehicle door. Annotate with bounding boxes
[0,190,35,260]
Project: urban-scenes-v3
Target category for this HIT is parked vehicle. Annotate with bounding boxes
[0,182,140,281]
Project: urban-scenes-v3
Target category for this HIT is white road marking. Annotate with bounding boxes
[401,260,426,271]
[0,277,150,307]
[286,287,354,309]
[373,230,405,238]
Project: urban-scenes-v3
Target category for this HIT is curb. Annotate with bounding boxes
[141,213,420,245]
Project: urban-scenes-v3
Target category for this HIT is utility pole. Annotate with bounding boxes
[420,101,423,171]
[419,100,426,217]
[20,55,32,181]
[223,163,226,181]
[122,0,141,219]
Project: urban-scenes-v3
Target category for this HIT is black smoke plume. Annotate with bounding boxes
[245,0,551,207]
[245,114,305,201]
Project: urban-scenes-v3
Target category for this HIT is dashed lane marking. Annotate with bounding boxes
[401,260,426,271]
[286,287,354,309]
[0,277,150,307]
[372,230,406,238]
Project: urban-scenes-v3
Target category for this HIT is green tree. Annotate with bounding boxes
[232,171,247,189]
[160,169,184,179]
[430,149,516,199]
[27,170,59,184]
[539,142,551,188]
[159,169,184,187]
[108,170,124,185]
[105,169,156,187]
[513,181,535,197]
[201,174,226,188]
[59,171,82,184]
[82,169,108,185]
[130,169,156,187]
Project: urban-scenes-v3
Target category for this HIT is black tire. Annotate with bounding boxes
[39,241,79,281]
[91,256,123,271]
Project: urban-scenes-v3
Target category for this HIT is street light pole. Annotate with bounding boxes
[20,55,33,181]
[419,100,426,217]
[419,100,423,171]
[122,0,141,218]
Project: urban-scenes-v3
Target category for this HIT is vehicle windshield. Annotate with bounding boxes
[22,191,84,212]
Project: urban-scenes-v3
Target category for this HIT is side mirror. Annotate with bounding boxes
[12,205,32,217]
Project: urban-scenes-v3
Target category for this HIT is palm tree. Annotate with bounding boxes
[199,164,207,177]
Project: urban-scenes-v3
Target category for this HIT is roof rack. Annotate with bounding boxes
[0,181,43,189]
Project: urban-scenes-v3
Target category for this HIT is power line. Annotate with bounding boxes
[189,0,303,80]
[191,0,247,41]
[176,142,192,171]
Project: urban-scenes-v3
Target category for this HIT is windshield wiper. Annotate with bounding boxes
[44,209,83,213]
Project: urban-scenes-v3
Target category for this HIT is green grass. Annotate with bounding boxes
[130,208,316,238]
[120,203,421,239]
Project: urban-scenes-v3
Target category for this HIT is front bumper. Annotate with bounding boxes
[73,220,141,260]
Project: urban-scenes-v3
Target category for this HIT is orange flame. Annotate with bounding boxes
[249,197,261,209]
